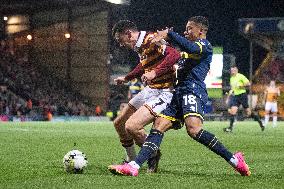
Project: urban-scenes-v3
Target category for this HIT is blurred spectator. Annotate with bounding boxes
[263,80,280,127]
[47,111,53,121]
[27,99,32,108]
[0,39,96,119]
[95,105,102,116]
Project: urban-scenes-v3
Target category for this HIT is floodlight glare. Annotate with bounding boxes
[104,0,130,5]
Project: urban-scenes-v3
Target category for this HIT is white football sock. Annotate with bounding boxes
[124,144,136,162]
[264,114,269,126]
[273,116,277,127]
[129,161,140,169]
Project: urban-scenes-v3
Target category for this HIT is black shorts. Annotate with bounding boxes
[230,93,249,109]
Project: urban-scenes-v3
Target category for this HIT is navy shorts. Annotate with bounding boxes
[230,93,249,109]
[159,83,208,129]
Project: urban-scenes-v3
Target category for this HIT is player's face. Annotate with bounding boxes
[230,67,238,76]
[184,21,202,41]
[114,31,136,49]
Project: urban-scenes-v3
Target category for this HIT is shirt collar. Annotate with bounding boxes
[134,31,146,51]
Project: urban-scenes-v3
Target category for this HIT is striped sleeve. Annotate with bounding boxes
[154,46,180,77]
[125,63,144,81]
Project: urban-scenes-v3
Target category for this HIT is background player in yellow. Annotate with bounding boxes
[263,80,280,127]
[224,65,265,132]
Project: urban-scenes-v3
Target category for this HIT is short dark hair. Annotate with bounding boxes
[112,20,138,38]
[231,64,237,68]
[188,16,209,30]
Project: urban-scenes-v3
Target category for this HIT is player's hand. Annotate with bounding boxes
[141,70,156,83]
[114,76,126,85]
[173,64,179,71]
[151,28,170,43]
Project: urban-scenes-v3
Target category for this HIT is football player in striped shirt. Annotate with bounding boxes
[108,20,180,173]
[264,80,280,127]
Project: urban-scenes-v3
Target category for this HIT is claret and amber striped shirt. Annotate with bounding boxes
[265,86,280,102]
[124,31,180,89]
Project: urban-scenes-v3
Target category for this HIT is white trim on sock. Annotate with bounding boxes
[129,161,140,169]
[229,156,238,167]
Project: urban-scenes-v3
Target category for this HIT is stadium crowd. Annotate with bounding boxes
[0,39,96,121]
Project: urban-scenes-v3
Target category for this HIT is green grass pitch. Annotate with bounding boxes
[0,121,283,189]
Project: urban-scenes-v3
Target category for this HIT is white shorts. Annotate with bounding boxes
[129,86,173,115]
[265,102,278,113]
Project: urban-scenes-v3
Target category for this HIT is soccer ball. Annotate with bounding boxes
[63,150,88,173]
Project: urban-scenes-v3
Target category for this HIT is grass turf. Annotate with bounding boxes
[0,121,283,189]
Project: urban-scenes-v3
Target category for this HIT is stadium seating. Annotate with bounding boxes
[0,40,95,120]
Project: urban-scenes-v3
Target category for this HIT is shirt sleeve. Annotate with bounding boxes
[240,74,250,85]
[168,31,203,55]
[154,46,181,77]
[125,63,144,81]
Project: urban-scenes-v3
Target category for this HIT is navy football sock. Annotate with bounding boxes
[193,129,233,162]
[228,115,236,130]
[135,129,164,167]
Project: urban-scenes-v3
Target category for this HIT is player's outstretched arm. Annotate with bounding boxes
[114,63,144,85]
[114,76,126,85]
[154,46,180,78]
[151,28,170,44]
[167,31,203,55]
[124,63,144,82]
[141,46,180,82]
[141,70,156,83]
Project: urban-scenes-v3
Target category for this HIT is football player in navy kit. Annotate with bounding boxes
[109,16,251,177]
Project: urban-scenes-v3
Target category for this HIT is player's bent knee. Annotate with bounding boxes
[186,126,202,138]
[185,117,202,137]
[114,105,135,129]
[245,109,251,116]
[154,117,172,133]
[113,116,125,129]
[230,107,238,115]
[125,119,139,134]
